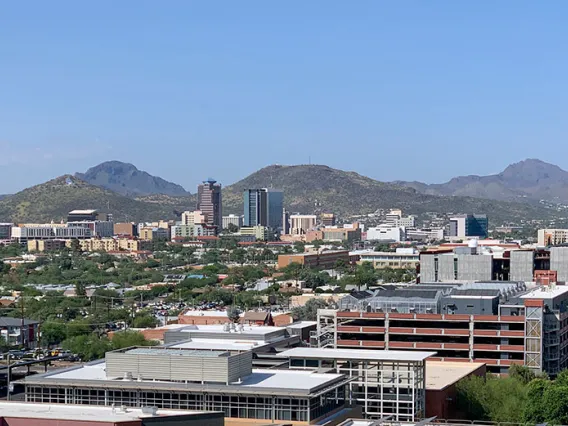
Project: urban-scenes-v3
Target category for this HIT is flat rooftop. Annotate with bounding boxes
[25,362,348,395]
[520,285,568,299]
[426,361,485,390]
[68,209,98,215]
[278,348,436,362]
[124,348,229,357]
[0,402,206,422]
[173,324,286,336]
[168,338,270,351]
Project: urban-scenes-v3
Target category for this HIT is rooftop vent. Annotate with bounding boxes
[141,406,158,416]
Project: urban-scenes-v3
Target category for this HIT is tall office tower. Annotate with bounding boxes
[448,214,488,238]
[197,178,222,233]
[321,213,336,227]
[243,188,283,230]
[282,209,290,234]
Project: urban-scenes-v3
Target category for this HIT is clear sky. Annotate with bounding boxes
[2,1,568,193]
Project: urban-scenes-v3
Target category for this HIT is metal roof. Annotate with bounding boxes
[373,289,440,300]
[124,348,229,357]
[0,317,39,327]
[448,289,500,297]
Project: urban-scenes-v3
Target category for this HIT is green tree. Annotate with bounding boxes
[74,282,86,297]
[543,385,568,425]
[291,298,329,321]
[523,378,552,423]
[62,334,112,361]
[226,223,239,234]
[508,364,536,385]
[41,321,67,346]
[111,330,157,349]
[132,314,158,329]
[354,262,377,290]
[227,306,241,323]
[232,248,247,265]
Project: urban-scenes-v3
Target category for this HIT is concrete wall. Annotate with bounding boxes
[420,255,436,282]
[438,256,455,281]
[456,255,492,281]
[510,251,534,282]
[551,247,568,282]
[105,350,252,384]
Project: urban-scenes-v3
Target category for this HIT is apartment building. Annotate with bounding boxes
[171,223,217,240]
[139,227,169,241]
[317,281,568,376]
[70,238,152,252]
[0,317,40,348]
[538,228,568,246]
[290,215,317,235]
[181,210,207,226]
[222,214,243,229]
[27,239,67,252]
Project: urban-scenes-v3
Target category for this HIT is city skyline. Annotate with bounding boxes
[3,2,568,192]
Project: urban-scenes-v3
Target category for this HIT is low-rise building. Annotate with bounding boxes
[0,317,40,348]
[0,402,223,426]
[356,248,419,269]
[239,225,269,241]
[278,250,351,269]
[27,239,67,252]
[222,214,243,229]
[113,222,138,237]
[366,225,406,242]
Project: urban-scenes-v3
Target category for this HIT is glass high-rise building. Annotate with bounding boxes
[243,188,283,230]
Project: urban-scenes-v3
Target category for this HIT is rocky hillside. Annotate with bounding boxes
[221,164,557,223]
[0,175,185,223]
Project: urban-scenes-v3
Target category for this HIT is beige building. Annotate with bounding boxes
[181,210,207,226]
[239,226,269,241]
[27,239,67,252]
[357,249,420,269]
[139,227,169,241]
[66,238,152,252]
[290,214,317,235]
[538,229,568,246]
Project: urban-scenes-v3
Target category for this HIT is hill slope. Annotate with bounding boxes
[0,176,189,223]
[221,164,557,223]
[75,161,189,197]
[395,159,568,203]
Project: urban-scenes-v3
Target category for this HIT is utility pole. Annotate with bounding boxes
[6,353,11,401]
[20,296,25,348]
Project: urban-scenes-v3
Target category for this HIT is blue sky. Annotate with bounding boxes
[2,1,568,193]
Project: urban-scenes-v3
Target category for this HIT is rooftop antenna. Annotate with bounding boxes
[309,156,311,165]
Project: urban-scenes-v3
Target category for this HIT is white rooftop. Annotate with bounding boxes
[426,361,485,390]
[235,368,344,390]
[168,338,270,351]
[278,348,435,362]
[520,285,568,299]
[0,402,204,422]
[183,310,233,317]
[41,362,344,390]
[68,209,98,214]
[176,324,284,336]
[286,321,317,329]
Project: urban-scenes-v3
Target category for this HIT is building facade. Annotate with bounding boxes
[243,188,284,230]
[448,214,488,239]
[290,215,317,235]
[222,214,243,229]
[196,179,222,233]
[538,229,568,246]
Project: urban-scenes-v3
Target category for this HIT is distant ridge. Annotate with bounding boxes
[75,161,189,197]
[394,159,568,204]
[220,164,556,223]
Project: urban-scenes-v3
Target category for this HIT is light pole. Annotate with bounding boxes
[7,353,11,401]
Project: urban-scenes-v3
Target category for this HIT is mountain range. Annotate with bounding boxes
[0,159,564,224]
[394,159,568,204]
